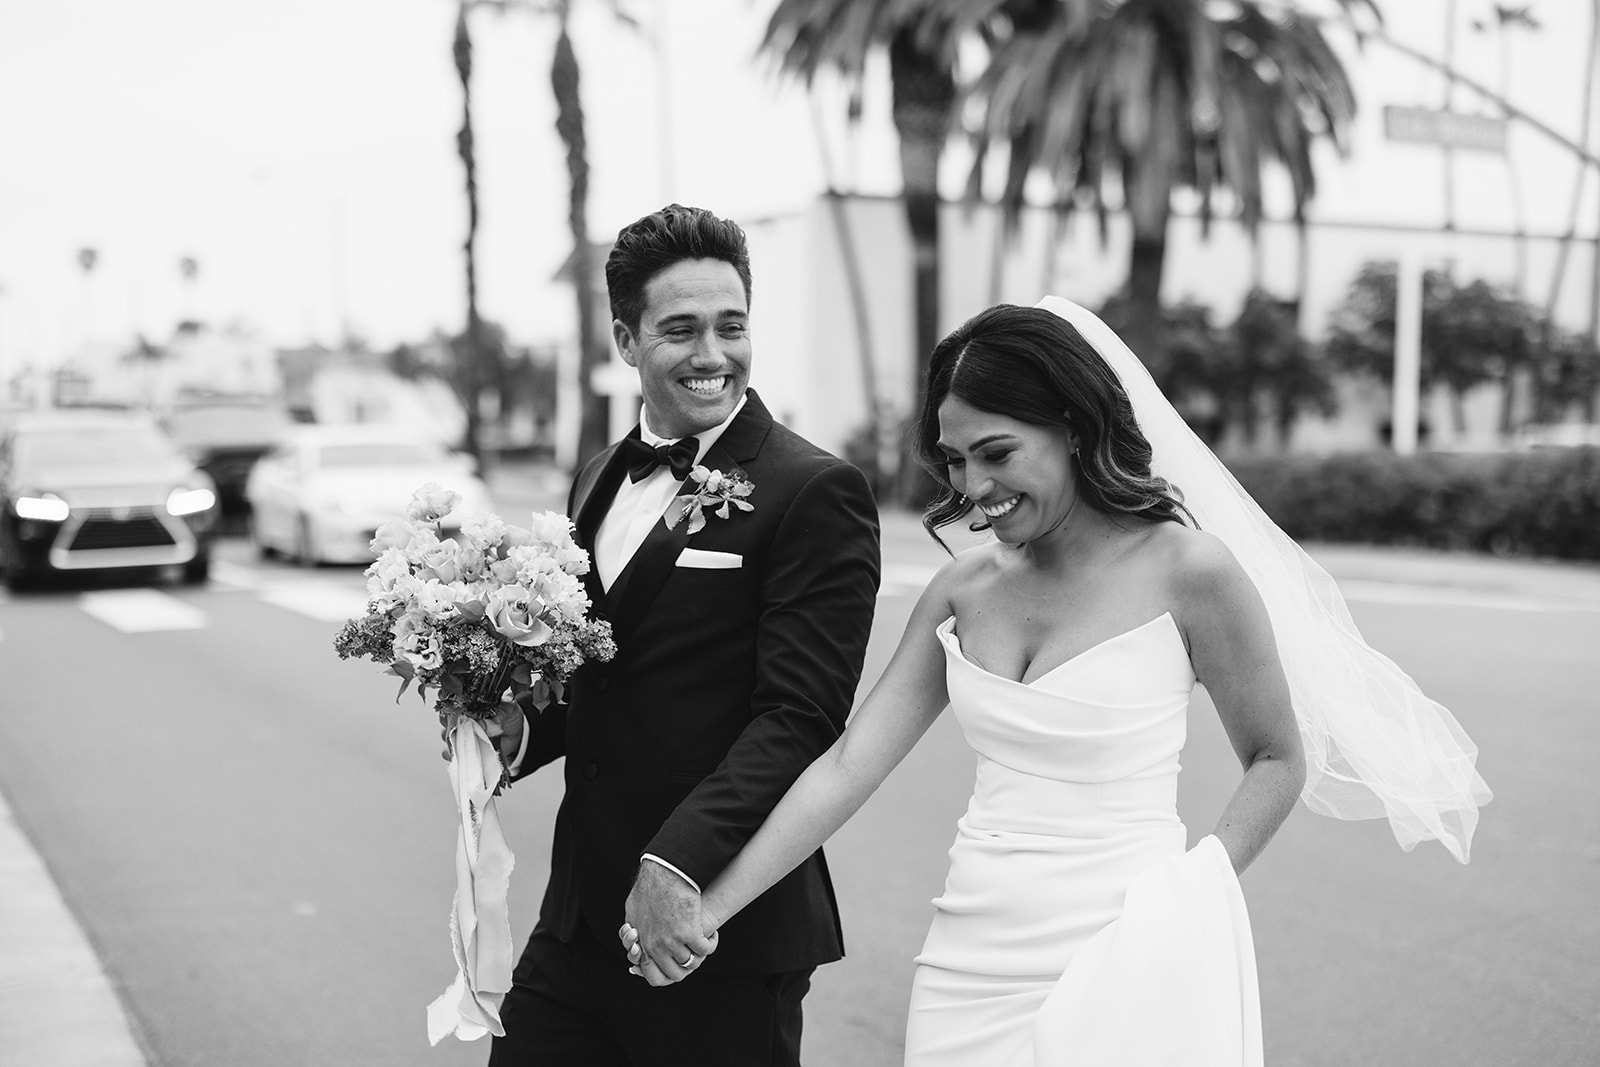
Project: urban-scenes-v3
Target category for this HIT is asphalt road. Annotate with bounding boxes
[0,491,1596,1066]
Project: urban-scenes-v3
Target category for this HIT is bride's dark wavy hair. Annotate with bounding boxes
[915,304,1195,546]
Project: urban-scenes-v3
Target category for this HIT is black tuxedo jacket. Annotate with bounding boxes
[515,390,881,975]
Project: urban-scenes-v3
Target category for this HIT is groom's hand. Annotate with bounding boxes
[435,698,527,768]
[624,861,718,987]
[482,696,527,768]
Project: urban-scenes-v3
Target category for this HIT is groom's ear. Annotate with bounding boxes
[613,319,639,368]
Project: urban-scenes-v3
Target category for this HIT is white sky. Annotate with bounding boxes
[0,0,1593,369]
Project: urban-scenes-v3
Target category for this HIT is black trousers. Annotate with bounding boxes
[487,922,814,1067]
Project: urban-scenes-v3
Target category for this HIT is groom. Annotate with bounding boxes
[486,204,882,1065]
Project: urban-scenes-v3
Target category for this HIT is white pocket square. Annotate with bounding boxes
[675,548,743,569]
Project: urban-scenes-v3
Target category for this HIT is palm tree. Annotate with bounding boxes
[549,0,611,466]
[452,1,490,462]
[469,0,628,466]
[967,0,1377,360]
[760,0,1039,501]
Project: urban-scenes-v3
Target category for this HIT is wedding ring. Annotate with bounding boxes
[676,954,696,968]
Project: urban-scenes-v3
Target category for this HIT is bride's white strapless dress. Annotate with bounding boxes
[905,614,1261,1067]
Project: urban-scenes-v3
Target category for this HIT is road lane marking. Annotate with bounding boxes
[871,564,1600,614]
[257,582,369,623]
[0,792,149,1065]
[78,590,207,633]
[1335,579,1600,614]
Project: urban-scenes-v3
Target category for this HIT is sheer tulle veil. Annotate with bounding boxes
[1035,296,1492,863]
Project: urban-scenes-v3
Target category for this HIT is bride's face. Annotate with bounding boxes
[936,396,1078,544]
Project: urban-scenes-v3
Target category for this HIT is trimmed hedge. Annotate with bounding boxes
[1224,446,1600,560]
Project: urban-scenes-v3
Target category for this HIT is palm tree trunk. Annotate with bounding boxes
[808,95,884,494]
[1120,147,1172,363]
[454,2,484,461]
[553,11,609,466]
[890,31,954,508]
[1123,229,1168,360]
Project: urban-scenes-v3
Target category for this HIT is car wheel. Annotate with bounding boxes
[3,564,29,592]
[295,515,319,567]
[0,529,33,591]
[182,552,211,585]
[249,512,277,560]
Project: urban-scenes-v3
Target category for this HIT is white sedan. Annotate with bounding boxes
[245,425,495,565]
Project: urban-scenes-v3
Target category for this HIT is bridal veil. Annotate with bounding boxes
[1035,296,1492,863]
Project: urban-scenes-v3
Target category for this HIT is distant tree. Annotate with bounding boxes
[1531,319,1600,423]
[1325,261,1531,434]
[1225,290,1336,445]
[448,321,513,448]
[77,247,98,275]
[1096,293,1229,444]
[1432,278,1534,434]
[967,0,1377,361]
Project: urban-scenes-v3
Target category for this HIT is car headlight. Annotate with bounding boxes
[14,492,70,522]
[167,487,217,516]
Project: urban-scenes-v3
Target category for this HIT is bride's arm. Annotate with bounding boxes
[1175,531,1308,875]
[698,569,959,931]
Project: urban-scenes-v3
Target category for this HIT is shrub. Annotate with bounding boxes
[1223,447,1600,560]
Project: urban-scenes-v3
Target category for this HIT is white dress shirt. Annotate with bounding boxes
[508,394,749,892]
[593,393,747,591]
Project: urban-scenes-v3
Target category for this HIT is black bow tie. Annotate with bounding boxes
[622,436,700,483]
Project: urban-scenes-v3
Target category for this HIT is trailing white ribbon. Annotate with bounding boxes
[426,717,516,1045]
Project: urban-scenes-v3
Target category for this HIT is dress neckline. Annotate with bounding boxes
[938,612,1178,689]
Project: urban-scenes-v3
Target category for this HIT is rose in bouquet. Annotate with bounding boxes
[333,483,614,1044]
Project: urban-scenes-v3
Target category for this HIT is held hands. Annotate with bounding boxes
[620,861,720,987]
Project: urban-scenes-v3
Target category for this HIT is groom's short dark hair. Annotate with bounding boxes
[605,204,753,333]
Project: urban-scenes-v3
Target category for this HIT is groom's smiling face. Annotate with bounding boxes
[613,258,752,440]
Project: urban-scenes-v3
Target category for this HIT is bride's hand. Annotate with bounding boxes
[619,922,719,985]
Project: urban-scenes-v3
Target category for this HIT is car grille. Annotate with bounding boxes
[68,507,177,550]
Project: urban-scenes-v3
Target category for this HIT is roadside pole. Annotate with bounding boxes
[1393,245,1423,455]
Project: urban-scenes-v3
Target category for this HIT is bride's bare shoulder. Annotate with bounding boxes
[926,539,1006,597]
[1145,521,1255,601]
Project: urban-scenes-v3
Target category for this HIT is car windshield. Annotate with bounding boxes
[165,406,289,441]
[15,427,180,468]
[314,443,447,468]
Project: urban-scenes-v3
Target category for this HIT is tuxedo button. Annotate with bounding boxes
[582,762,599,780]
[594,677,610,692]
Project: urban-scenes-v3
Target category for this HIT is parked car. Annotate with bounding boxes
[245,424,493,565]
[0,409,220,589]
[159,398,293,514]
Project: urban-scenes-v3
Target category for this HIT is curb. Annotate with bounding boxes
[0,790,148,1066]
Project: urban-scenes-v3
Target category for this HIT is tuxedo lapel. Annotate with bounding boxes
[603,391,773,644]
[572,437,632,607]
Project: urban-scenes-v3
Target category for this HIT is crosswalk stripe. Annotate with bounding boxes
[78,590,207,633]
[256,582,370,623]
[209,560,265,591]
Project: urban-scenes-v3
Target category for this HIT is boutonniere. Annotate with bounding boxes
[665,465,755,535]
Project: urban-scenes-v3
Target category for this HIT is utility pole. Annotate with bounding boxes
[1394,246,1424,455]
[1441,0,1458,235]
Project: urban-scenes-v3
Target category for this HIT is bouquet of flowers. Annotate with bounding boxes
[333,483,614,1045]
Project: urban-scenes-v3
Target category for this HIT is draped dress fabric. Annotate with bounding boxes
[905,614,1261,1067]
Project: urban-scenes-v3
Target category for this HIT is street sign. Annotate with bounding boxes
[1383,105,1508,153]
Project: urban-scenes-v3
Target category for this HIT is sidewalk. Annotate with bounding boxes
[0,791,148,1066]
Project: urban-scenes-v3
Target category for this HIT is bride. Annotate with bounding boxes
[623,298,1491,1066]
